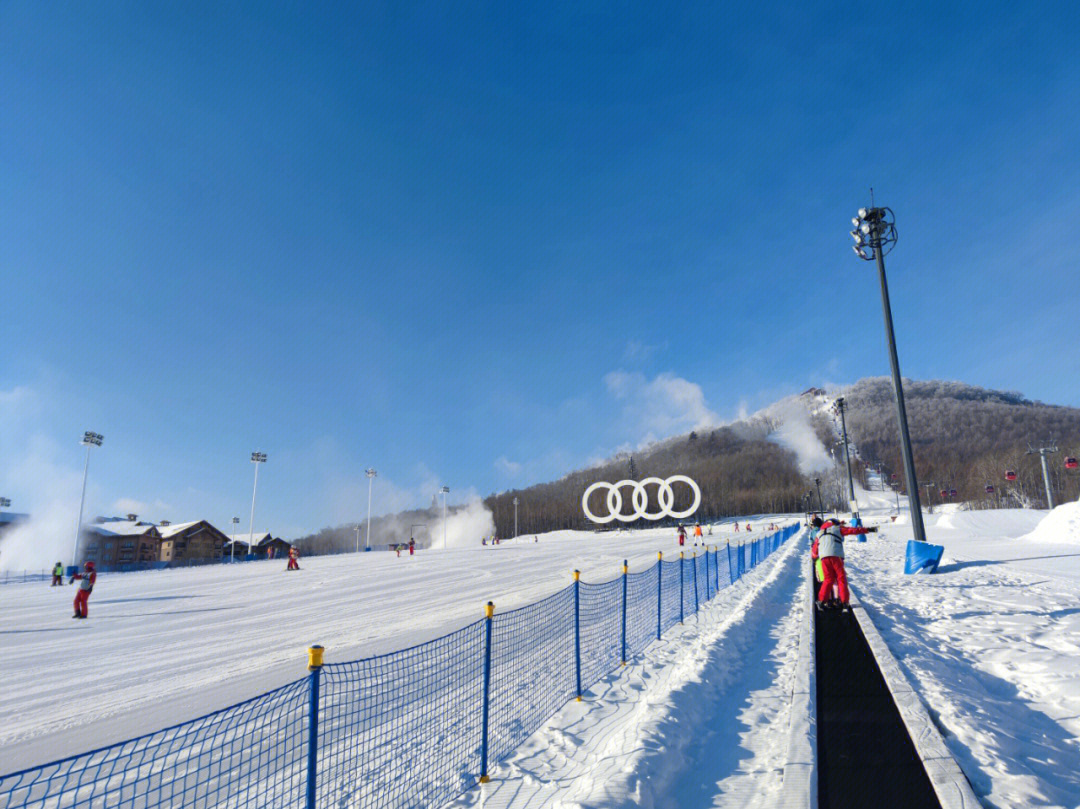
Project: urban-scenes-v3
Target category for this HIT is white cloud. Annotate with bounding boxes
[603,370,721,444]
[493,456,523,477]
[110,498,172,518]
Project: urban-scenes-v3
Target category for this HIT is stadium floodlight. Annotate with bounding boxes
[230,516,240,562]
[364,468,377,552]
[850,203,926,543]
[248,452,267,559]
[440,486,450,549]
[852,217,861,227]
[72,431,104,567]
[0,497,10,509]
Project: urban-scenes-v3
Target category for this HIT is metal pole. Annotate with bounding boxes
[1039,451,1055,510]
[365,473,374,551]
[873,238,927,543]
[442,490,447,549]
[231,517,239,562]
[72,444,91,567]
[836,398,858,516]
[513,497,519,539]
[248,461,260,557]
[814,478,824,514]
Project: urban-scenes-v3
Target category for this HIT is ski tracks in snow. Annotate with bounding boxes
[447,531,806,809]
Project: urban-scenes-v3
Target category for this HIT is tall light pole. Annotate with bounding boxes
[513,496,519,539]
[353,524,360,553]
[230,516,240,561]
[440,486,450,549]
[814,477,824,514]
[834,398,859,518]
[248,452,266,558]
[72,432,103,568]
[365,468,377,552]
[851,205,927,543]
[922,482,936,515]
[1028,442,1059,510]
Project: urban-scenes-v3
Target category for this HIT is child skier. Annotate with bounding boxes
[408,537,415,556]
[677,524,686,546]
[51,562,64,587]
[693,523,703,544]
[286,547,300,571]
[69,561,96,618]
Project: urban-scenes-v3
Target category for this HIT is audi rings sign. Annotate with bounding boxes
[582,476,701,524]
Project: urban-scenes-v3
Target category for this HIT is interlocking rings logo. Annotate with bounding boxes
[582,476,701,524]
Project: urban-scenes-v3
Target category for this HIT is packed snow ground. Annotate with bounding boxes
[846,485,1080,809]
[0,519,769,774]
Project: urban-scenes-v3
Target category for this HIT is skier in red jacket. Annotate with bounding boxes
[70,561,96,619]
[286,547,300,571]
[812,517,874,607]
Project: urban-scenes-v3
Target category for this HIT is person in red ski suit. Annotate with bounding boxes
[69,561,96,618]
[677,525,686,546]
[408,537,415,556]
[287,547,300,571]
[813,517,874,606]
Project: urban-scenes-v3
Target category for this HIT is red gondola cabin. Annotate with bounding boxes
[1066,457,1079,470]
[950,489,958,497]
[1005,470,1017,481]
[939,489,948,498]
[985,485,995,494]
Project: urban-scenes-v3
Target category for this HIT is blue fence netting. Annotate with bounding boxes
[0,523,800,809]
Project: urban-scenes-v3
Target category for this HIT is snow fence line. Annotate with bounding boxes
[0,525,802,809]
[848,589,981,809]
[779,534,817,809]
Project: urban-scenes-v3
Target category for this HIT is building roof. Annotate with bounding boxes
[89,520,158,537]
[156,521,203,538]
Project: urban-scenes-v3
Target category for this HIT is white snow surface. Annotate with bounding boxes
[1022,499,1080,546]
[0,521,764,775]
[847,503,1080,809]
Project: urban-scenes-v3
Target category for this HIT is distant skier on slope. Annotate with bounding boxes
[676,524,686,547]
[408,537,415,556]
[693,523,703,545]
[69,561,96,619]
[286,547,300,571]
[51,561,64,587]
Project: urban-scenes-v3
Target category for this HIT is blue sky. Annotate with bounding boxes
[2,1,1078,537]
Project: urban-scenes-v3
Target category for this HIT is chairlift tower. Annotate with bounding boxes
[1027,441,1059,510]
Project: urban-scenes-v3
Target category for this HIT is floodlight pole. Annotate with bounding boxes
[72,432,103,567]
[853,206,927,543]
[441,486,450,549]
[231,516,239,561]
[835,398,859,518]
[365,469,376,551]
[814,478,824,513]
[249,452,266,557]
[923,482,935,514]
[513,496,519,539]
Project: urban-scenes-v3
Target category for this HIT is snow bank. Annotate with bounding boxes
[1021,500,1080,545]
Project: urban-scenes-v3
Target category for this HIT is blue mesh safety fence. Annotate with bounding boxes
[624,568,658,659]
[315,621,485,809]
[659,559,682,631]
[578,580,621,690]
[2,524,799,809]
[0,678,310,809]
[488,586,576,762]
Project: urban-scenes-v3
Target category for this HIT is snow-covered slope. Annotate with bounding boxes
[0,520,766,773]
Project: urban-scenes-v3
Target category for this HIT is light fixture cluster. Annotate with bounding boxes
[251,451,267,463]
[850,207,897,261]
[81,431,104,447]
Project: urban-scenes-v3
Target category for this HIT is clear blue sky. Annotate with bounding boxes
[2,1,1078,537]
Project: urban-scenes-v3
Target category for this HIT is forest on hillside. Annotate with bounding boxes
[842,378,1080,509]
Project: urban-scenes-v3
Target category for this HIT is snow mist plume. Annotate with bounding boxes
[0,435,85,571]
[766,400,831,474]
[431,498,496,550]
